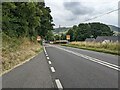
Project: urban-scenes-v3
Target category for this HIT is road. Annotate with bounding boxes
[2,52,54,88]
[2,44,119,89]
[45,44,119,88]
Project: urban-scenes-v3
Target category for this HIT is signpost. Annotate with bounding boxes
[37,36,41,41]
[66,35,70,40]
[37,36,42,45]
[66,35,70,44]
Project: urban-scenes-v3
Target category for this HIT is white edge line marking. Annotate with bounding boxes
[55,79,63,90]
[46,54,48,56]
[47,57,49,59]
[53,46,120,71]
[48,61,52,64]
[50,67,55,72]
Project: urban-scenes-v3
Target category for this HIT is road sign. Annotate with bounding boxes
[66,35,70,40]
[37,36,41,41]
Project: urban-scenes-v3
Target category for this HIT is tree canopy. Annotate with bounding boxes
[66,22,114,41]
[2,2,54,41]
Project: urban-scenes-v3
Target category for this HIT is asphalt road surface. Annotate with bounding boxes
[2,44,119,89]
[2,52,54,88]
[45,44,119,88]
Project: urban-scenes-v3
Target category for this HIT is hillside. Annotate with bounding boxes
[53,27,70,35]
[53,25,120,35]
[108,25,120,32]
[1,2,53,75]
[108,25,120,35]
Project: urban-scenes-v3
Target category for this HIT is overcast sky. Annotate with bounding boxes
[45,0,119,28]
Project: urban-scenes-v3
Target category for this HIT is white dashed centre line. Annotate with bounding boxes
[50,67,55,72]
[55,79,63,90]
[44,52,47,55]
[46,54,48,56]
[44,47,48,54]
[48,61,52,65]
[47,57,50,60]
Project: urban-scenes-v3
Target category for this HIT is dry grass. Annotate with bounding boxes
[71,41,119,51]
[63,41,120,55]
[1,34,42,74]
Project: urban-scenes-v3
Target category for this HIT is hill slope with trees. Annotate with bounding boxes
[66,22,114,41]
[2,2,54,73]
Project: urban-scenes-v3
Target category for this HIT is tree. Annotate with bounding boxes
[89,23,113,38]
[2,2,54,41]
[54,35,60,40]
[66,28,74,41]
[60,33,66,40]
[66,22,114,41]
[45,31,54,41]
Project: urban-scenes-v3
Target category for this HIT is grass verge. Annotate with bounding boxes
[62,42,120,56]
[1,33,42,75]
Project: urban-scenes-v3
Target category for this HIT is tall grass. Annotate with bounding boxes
[2,33,42,74]
[71,42,119,51]
[63,41,120,55]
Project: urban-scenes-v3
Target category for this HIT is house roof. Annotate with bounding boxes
[95,36,118,42]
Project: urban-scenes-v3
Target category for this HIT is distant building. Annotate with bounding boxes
[95,36,118,43]
[85,38,95,42]
[54,40,68,44]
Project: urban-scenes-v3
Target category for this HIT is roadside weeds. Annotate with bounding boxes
[62,42,120,56]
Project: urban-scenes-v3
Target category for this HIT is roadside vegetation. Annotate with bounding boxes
[58,22,119,56]
[1,2,54,74]
[52,22,115,42]
[62,42,120,55]
[2,33,42,73]
[66,23,114,41]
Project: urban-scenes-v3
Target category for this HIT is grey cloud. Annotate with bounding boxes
[66,17,77,21]
[63,2,94,15]
[64,14,78,21]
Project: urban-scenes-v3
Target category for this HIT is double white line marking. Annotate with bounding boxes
[54,46,120,71]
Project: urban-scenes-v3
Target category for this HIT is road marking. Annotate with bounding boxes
[47,57,50,60]
[44,46,49,56]
[83,55,120,68]
[44,50,47,54]
[43,47,47,54]
[53,45,120,71]
[55,79,63,90]
[43,47,46,52]
[48,61,52,64]
[45,52,48,55]
[50,67,55,72]
[44,49,46,52]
